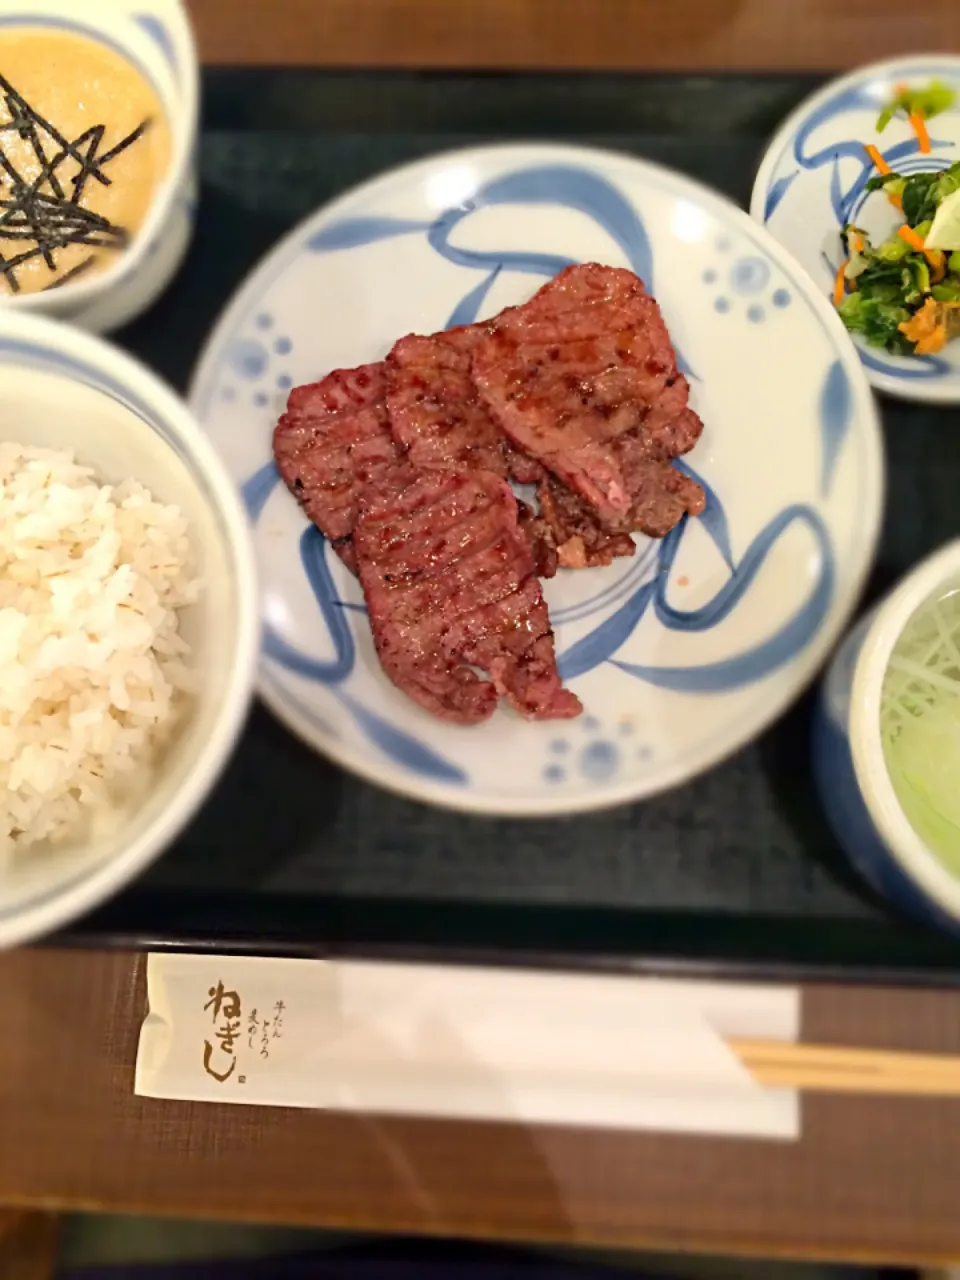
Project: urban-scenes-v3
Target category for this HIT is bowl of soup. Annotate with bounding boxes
[0,0,199,332]
[813,541,960,930]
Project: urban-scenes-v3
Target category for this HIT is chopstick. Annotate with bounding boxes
[727,1038,960,1096]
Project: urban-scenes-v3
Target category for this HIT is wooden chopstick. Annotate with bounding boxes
[727,1038,960,1096]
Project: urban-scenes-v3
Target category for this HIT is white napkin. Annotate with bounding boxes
[136,954,800,1139]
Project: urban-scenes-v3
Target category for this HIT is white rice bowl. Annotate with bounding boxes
[0,443,197,860]
[0,312,256,950]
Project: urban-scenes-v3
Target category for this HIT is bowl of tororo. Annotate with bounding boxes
[0,0,199,332]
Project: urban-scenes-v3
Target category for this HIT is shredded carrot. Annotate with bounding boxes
[863,143,901,207]
[894,81,907,96]
[899,298,947,353]
[865,143,892,175]
[851,231,865,254]
[833,261,848,306]
[898,224,946,272]
[910,111,931,153]
[899,224,927,254]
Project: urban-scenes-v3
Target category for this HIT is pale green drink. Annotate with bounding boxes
[880,583,960,875]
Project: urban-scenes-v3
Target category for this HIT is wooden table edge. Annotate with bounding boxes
[186,0,957,72]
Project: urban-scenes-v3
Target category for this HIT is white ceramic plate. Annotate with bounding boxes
[752,55,960,402]
[190,142,883,816]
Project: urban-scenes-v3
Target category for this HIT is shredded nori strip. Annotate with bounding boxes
[0,74,151,291]
[42,254,96,290]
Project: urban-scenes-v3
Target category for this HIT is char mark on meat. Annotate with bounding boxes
[385,325,510,476]
[272,363,401,566]
[353,464,582,724]
[472,263,705,536]
[386,323,565,576]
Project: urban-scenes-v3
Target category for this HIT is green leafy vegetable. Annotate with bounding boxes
[837,291,913,353]
[902,171,941,226]
[875,235,911,262]
[883,162,960,228]
[876,79,957,132]
[837,154,960,355]
[935,162,960,205]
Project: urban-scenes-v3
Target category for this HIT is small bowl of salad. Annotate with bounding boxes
[752,56,960,402]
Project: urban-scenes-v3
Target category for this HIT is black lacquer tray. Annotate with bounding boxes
[61,69,960,983]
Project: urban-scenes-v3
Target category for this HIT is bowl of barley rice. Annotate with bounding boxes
[0,311,257,947]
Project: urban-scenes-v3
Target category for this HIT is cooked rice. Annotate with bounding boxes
[0,443,196,861]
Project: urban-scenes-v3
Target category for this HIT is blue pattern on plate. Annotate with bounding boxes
[757,65,960,387]
[240,460,280,521]
[337,690,466,784]
[676,462,734,572]
[764,170,800,221]
[702,253,794,328]
[783,84,953,225]
[558,466,834,691]
[857,346,951,380]
[133,13,178,75]
[579,739,620,781]
[445,265,503,328]
[557,574,659,683]
[307,163,704,379]
[819,359,852,497]
[613,510,833,692]
[730,257,770,295]
[255,512,466,784]
[192,146,878,809]
[551,544,660,627]
[230,338,269,380]
[429,214,576,279]
[243,161,841,756]
[308,216,434,252]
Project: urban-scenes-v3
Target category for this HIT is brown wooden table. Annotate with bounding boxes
[3,3,960,1271]
[187,0,956,71]
[3,947,960,1267]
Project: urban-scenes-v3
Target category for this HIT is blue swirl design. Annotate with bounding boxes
[234,156,844,778]
[551,543,659,627]
[309,163,698,380]
[856,346,949,380]
[133,13,178,75]
[764,170,800,222]
[787,85,953,226]
[445,265,503,329]
[308,217,434,253]
[676,461,734,572]
[762,72,960,382]
[247,482,465,784]
[558,469,834,693]
[241,460,280,521]
[818,360,851,497]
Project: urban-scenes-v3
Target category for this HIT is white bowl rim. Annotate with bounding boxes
[0,1,199,311]
[850,538,960,920]
[0,309,259,950]
[191,138,886,818]
[750,52,960,406]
